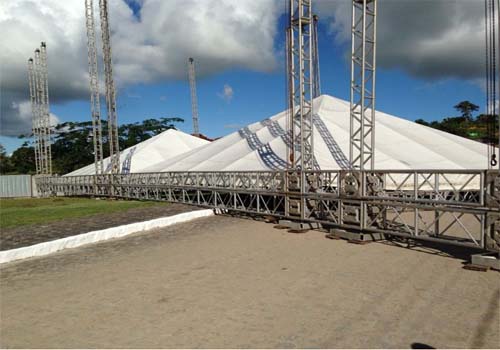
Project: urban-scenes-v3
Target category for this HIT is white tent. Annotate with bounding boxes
[66,129,209,176]
[142,95,489,172]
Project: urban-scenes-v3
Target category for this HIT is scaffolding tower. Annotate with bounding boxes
[312,14,321,99]
[85,0,104,175]
[39,42,52,175]
[288,0,314,172]
[285,0,315,221]
[349,0,377,170]
[188,57,200,136]
[99,0,120,174]
[29,43,52,175]
[28,58,41,174]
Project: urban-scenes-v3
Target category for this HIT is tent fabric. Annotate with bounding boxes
[66,129,209,176]
[142,95,489,173]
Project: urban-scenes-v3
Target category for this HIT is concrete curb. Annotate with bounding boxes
[0,209,214,264]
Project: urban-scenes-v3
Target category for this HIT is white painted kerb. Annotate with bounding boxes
[0,209,214,264]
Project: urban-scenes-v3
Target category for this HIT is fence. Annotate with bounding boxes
[0,175,37,198]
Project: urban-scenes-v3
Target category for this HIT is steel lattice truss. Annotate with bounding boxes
[350,0,377,170]
[28,43,52,175]
[312,14,321,99]
[289,0,314,171]
[188,58,200,136]
[85,0,104,175]
[99,0,120,174]
[28,58,41,174]
[36,169,500,252]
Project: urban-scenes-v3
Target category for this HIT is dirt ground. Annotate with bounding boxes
[0,215,498,348]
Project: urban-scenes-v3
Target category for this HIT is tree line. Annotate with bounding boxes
[0,117,183,175]
[415,101,497,143]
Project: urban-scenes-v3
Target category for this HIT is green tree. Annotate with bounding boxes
[0,144,14,174]
[454,101,480,121]
[50,117,183,174]
[414,119,429,126]
[10,143,36,174]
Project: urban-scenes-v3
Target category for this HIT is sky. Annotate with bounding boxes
[0,0,487,153]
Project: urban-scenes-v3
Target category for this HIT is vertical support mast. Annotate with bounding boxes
[28,58,41,175]
[289,0,314,171]
[99,0,120,174]
[34,46,52,175]
[188,57,200,136]
[85,0,104,175]
[349,0,377,170]
[312,14,321,99]
[34,49,45,173]
[39,42,52,175]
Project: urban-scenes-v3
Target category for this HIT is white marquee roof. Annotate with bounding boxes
[66,128,209,176]
[142,95,489,172]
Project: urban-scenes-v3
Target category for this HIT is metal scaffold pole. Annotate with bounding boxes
[39,42,52,175]
[289,0,314,172]
[85,0,104,175]
[349,0,377,170]
[99,0,120,174]
[32,44,52,175]
[188,57,200,136]
[28,58,41,175]
[312,14,321,99]
[286,0,314,221]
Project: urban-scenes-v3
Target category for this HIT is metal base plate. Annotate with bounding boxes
[278,220,320,230]
[329,228,384,242]
[471,253,500,270]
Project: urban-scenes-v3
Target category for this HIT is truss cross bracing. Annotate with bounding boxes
[350,0,377,170]
[36,169,500,253]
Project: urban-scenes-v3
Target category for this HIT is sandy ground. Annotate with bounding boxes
[0,215,498,349]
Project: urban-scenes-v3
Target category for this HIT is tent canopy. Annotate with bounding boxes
[142,95,488,172]
[66,128,210,176]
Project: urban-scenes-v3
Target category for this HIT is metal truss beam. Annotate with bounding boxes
[85,0,104,175]
[289,0,314,171]
[350,0,377,170]
[39,42,52,175]
[36,169,500,253]
[99,0,120,174]
[30,43,52,175]
[188,57,200,136]
[312,14,321,99]
[28,58,41,175]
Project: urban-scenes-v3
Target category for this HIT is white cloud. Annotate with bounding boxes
[224,123,244,129]
[0,0,280,136]
[218,84,234,103]
[0,0,488,138]
[315,0,485,80]
[3,100,60,136]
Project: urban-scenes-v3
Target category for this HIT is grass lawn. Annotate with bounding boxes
[0,197,164,229]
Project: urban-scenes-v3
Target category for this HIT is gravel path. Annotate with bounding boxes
[1,215,498,348]
[0,203,201,251]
